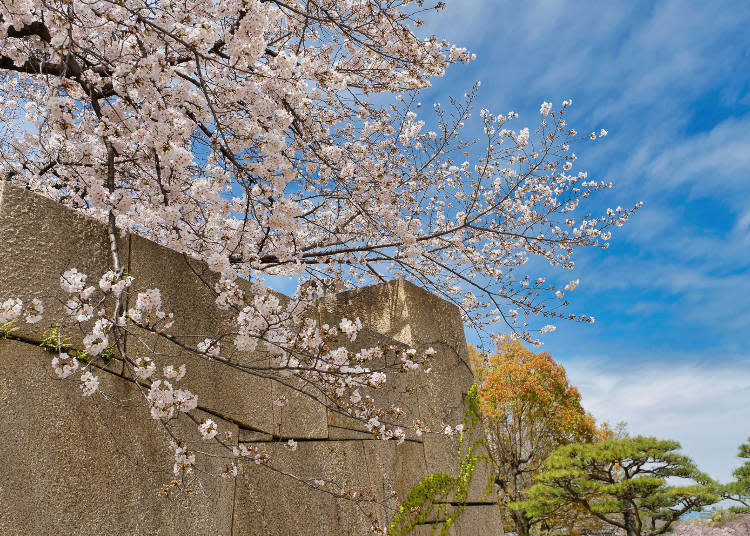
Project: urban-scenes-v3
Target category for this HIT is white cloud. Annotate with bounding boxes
[418,1,750,486]
[632,115,750,199]
[563,357,750,483]
[735,209,750,242]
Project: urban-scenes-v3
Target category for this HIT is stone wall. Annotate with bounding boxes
[0,182,502,535]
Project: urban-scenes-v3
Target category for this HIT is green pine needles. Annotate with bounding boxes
[723,437,750,512]
[513,436,720,536]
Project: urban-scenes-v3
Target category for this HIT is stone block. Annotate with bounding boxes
[328,424,375,440]
[325,327,423,441]
[416,344,475,438]
[0,182,128,351]
[362,439,429,528]
[0,338,237,536]
[318,279,408,345]
[319,279,468,361]
[268,304,330,439]
[453,504,504,535]
[384,281,475,433]
[423,434,497,504]
[125,233,274,434]
[320,280,475,440]
[271,375,329,438]
[233,439,380,535]
[238,429,273,442]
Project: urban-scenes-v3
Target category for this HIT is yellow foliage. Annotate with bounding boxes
[477,338,595,443]
[472,337,596,536]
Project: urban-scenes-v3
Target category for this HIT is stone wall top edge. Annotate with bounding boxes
[2,182,460,306]
[1,182,463,335]
[326,278,464,314]
[1,180,109,232]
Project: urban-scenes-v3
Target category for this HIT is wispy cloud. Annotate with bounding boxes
[425,0,750,484]
[563,356,750,483]
[624,114,750,200]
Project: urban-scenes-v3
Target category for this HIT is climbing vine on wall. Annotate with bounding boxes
[387,384,492,535]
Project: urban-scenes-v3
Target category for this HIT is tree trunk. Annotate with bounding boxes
[510,509,530,536]
[623,510,640,536]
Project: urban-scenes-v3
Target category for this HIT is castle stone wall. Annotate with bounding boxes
[0,182,502,535]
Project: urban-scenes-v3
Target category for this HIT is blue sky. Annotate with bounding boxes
[416,1,750,484]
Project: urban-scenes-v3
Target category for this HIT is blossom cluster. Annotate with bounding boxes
[0,296,42,324]
[0,0,639,508]
[670,517,750,536]
[1,0,636,351]
[148,379,197,420]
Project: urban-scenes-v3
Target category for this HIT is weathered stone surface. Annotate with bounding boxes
[126,233,275,434]
[0,182,128,350]
[0,338,237,536]
[319,280,475,441]
[416,343,474,444]
[452,504,505,535]
[233,439,378,535]
[362,439,429,528]
[238,429,274,442]
[271,374,329,439]
[318,279,410,345]
[385,281,475,435]
[325,327,423,441]
[328,424,375,440]
[249,300,330,439]
[319,279,469,361]
[423,434,497,504]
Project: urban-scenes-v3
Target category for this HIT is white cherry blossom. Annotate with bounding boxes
[0,298,22,324]
[0,0,639,495]
[51,353,79,378]
[133,357,156,380]
[24,298,43,324]
[198,419,218,440]
[80,371,99,397]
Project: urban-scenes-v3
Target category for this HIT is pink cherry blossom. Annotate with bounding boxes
[0,0,639,501]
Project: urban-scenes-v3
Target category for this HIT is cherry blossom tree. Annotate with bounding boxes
[670,515,750,536]
[0,0,639,514]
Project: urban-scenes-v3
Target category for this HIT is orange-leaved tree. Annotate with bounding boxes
[473,338,596,536]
